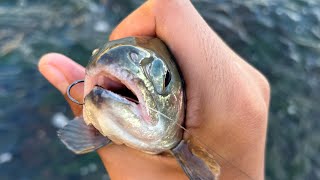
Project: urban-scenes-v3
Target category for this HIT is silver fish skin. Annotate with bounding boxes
[82,37,185,154]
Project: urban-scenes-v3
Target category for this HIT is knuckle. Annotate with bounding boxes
[231,69,270,128]
[238,94,269,133]
[255,72,271,106]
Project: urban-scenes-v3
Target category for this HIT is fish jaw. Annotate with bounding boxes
[83,86,182,153]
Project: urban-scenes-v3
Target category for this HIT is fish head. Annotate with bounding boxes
[83,37,185,154]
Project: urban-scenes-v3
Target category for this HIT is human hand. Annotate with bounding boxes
[39,0,270,179]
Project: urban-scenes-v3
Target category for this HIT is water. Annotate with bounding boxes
[0,0,319,179]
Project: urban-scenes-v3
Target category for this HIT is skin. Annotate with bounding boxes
[38,0,270,180]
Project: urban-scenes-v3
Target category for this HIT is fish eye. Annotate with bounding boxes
[142,58,170,95]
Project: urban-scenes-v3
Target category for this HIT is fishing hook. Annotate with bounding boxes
[67,79,85,105]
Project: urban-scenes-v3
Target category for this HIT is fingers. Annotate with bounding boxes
[110,0,232,79]
[109,1,156,40]
[38,53,85,116]
[98,145,186,179]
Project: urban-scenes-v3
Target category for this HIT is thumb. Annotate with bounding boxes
[38,53,85,116]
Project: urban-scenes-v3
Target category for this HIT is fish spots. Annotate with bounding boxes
[92,88,105,106]
[91,48,99,56]
[129,52,139,63]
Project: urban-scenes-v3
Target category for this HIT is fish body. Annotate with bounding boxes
[83,37,184,154]
[58,37,219,179]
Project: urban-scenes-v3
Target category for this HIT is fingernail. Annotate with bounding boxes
[39,57,69,94]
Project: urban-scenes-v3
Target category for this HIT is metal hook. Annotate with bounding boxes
[67,80,85,105]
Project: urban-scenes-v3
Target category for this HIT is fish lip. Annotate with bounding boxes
[84,67,155,123]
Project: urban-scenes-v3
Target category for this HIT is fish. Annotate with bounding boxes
[58,36,220,179]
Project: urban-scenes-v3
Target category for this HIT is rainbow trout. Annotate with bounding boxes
[58,37,220,179]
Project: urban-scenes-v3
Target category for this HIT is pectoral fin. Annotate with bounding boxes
[171,140,220,180]
[57,117,111,154]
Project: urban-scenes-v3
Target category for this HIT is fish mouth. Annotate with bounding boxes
[95,74,139,104]
[85,72,140,105]
[84,69,154,123]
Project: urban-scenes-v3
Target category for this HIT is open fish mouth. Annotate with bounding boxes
[95,73,139,104]
[84,68,155,124]
[84,69,141,105]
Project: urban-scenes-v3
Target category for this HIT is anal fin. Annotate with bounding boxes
[57,117,111,154]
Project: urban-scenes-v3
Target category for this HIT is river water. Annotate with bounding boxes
[0,0,319,179]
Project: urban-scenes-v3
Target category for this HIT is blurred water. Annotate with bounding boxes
[0,0,319,179]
